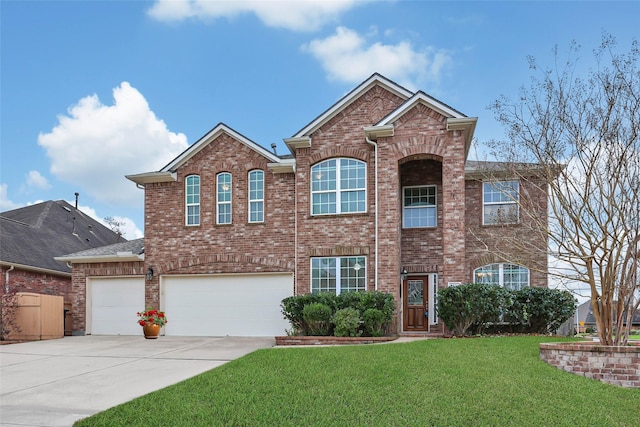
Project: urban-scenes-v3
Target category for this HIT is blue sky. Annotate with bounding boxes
[2,0,639,239]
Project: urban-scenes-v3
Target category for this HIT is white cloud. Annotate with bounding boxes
[38,82,188,208]
[0,184,21,212]
[302,26,453,90]
[147,0,363,32]
[25,170,51,190]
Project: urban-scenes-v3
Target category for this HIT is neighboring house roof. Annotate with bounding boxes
[56,238,144,263]
[1,200,126,274]
[584,306,640,326]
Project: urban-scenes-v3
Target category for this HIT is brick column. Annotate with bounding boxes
[441,155,466,284]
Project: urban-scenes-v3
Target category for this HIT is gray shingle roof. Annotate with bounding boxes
[1,200,127,273]
[59,238,144,259]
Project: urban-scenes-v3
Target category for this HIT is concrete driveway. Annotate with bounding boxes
[0,335,275,427]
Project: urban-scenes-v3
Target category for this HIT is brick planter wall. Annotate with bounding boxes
[276,336,398,346]
[539,342,640,388]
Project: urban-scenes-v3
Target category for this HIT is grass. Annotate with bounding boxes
[75,336,639,427]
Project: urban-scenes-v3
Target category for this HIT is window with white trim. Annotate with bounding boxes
[483,180,519,225]
[185,175,200,226]
[403,185,437,228]
[248,170,264,223]
[474,263,530,291]
[311,158,366,215]
[311,256,366,294]
[217,172,232,224]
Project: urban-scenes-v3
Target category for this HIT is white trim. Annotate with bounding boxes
[185,174,200,226]
[248,169,264,223]
[216,172,232,225]
[402,185,437,228]
[310,158,367,216]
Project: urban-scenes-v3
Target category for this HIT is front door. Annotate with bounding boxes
[403,276,428,331]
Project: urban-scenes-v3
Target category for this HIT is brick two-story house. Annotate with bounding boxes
[59,74,548,337]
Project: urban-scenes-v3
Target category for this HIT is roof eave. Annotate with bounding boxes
[1,261,71,277]
[363,125,394,140]
[126,171,177,185]
[267,159,296,174]
[54,252,145,264]
[447,117,478,159]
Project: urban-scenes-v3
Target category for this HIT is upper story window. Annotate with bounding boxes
[311,158,366,215]
[483,180,519,225]
[403,185,437,228]
[217,172,232,224]
[474,263,530,291]
[248,170,264,223]
[311,256,366,295]
[185,175,200,226]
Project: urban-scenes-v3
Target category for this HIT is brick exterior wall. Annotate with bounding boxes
[143,133,296,310]
[1,266,71,301]
[540,342,640,388]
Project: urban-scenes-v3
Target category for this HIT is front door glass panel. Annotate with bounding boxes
[407,280,424,306]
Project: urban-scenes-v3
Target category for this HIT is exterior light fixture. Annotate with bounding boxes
[146,267,154,281]
[401,267,408,281]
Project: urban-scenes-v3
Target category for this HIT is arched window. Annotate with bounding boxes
[248,170,264,223]
[311,158,366,215]
[474,263,529,291]
[217,172,232,224]
[185,175,200,226]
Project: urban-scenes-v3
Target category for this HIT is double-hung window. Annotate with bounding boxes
[403,185,437,228]
[474,263,530,291]
[185,175,200,226]
[248,170,264,223]
[311,256,366,294]
[217,172,232,224]
[311,158,366,215]
[483,180,519,225]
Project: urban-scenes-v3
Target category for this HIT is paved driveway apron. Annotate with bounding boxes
[0,336,275,427]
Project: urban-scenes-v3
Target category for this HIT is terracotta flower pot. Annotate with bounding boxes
[142,323,161,339]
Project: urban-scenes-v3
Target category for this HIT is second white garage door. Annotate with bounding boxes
[162,273,293,337]
[89,277,145,335]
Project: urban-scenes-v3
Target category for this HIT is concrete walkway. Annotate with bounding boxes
[0,335,275,427]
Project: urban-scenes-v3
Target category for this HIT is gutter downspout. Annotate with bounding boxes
[366,136,379,291]
[5,265,14,293]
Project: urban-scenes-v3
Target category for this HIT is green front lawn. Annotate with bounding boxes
[75,336,639,427]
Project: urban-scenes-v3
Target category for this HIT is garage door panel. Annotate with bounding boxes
[90,277,145,335]
[163,274,293,337]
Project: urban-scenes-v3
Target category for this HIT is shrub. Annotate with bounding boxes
[438,283,507,336]
[332,308,361,337]
[362,308,387,337]
[302,303,333,336]
[281,291,396,336]
[509,287,576,333]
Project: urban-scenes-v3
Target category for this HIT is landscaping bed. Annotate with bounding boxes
[275,335,397,346]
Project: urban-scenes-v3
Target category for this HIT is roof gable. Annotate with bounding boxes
[161,123,280,173]
[288,73,413,141]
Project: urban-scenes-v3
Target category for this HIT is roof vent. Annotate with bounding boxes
[271,143,277,155]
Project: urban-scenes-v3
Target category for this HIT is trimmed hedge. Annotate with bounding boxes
[438,284,576,337]
[281,291,395,337]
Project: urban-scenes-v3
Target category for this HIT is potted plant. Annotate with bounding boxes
[136,308,167,339]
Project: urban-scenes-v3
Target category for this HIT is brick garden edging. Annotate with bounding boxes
[539,341,640,388]
[275,336,398,346]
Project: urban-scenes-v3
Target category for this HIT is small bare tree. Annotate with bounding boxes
[485,34,640,346]
[104,216,126,239]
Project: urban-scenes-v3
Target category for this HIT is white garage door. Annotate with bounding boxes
[89,277,145,335]
[162,273,293,337]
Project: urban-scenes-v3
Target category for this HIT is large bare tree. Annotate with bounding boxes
[485,34,639,346]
